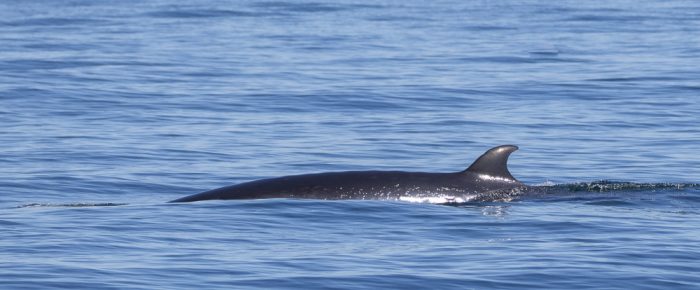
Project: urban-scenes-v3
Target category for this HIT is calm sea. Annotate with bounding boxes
[1,0,699,289]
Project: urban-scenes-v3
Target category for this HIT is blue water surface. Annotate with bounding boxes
[1,0,700,289]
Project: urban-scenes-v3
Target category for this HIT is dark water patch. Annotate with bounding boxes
[528,49,560,56]
[0,219,24,226]
[584,200,637,206]
[673,85,700,91]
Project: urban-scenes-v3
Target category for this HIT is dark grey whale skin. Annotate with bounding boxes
[170,145,524,203]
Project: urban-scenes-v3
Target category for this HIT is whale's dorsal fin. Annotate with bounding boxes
[464,145,518,181]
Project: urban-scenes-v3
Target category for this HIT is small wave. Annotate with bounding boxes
[146,9,278,19]
[458,56,589,64]
[16,203,128,208]
[587,76,680,82]
[2,17,109,27]
[249,2,371,13]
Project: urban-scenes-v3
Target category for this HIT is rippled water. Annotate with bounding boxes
[1,0,699,289]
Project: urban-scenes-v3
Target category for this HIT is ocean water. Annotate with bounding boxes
[1,0,700,289]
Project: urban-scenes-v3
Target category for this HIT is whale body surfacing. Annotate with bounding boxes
[170,145,525,203]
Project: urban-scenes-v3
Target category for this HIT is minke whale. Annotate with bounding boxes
[170,145,528,203]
